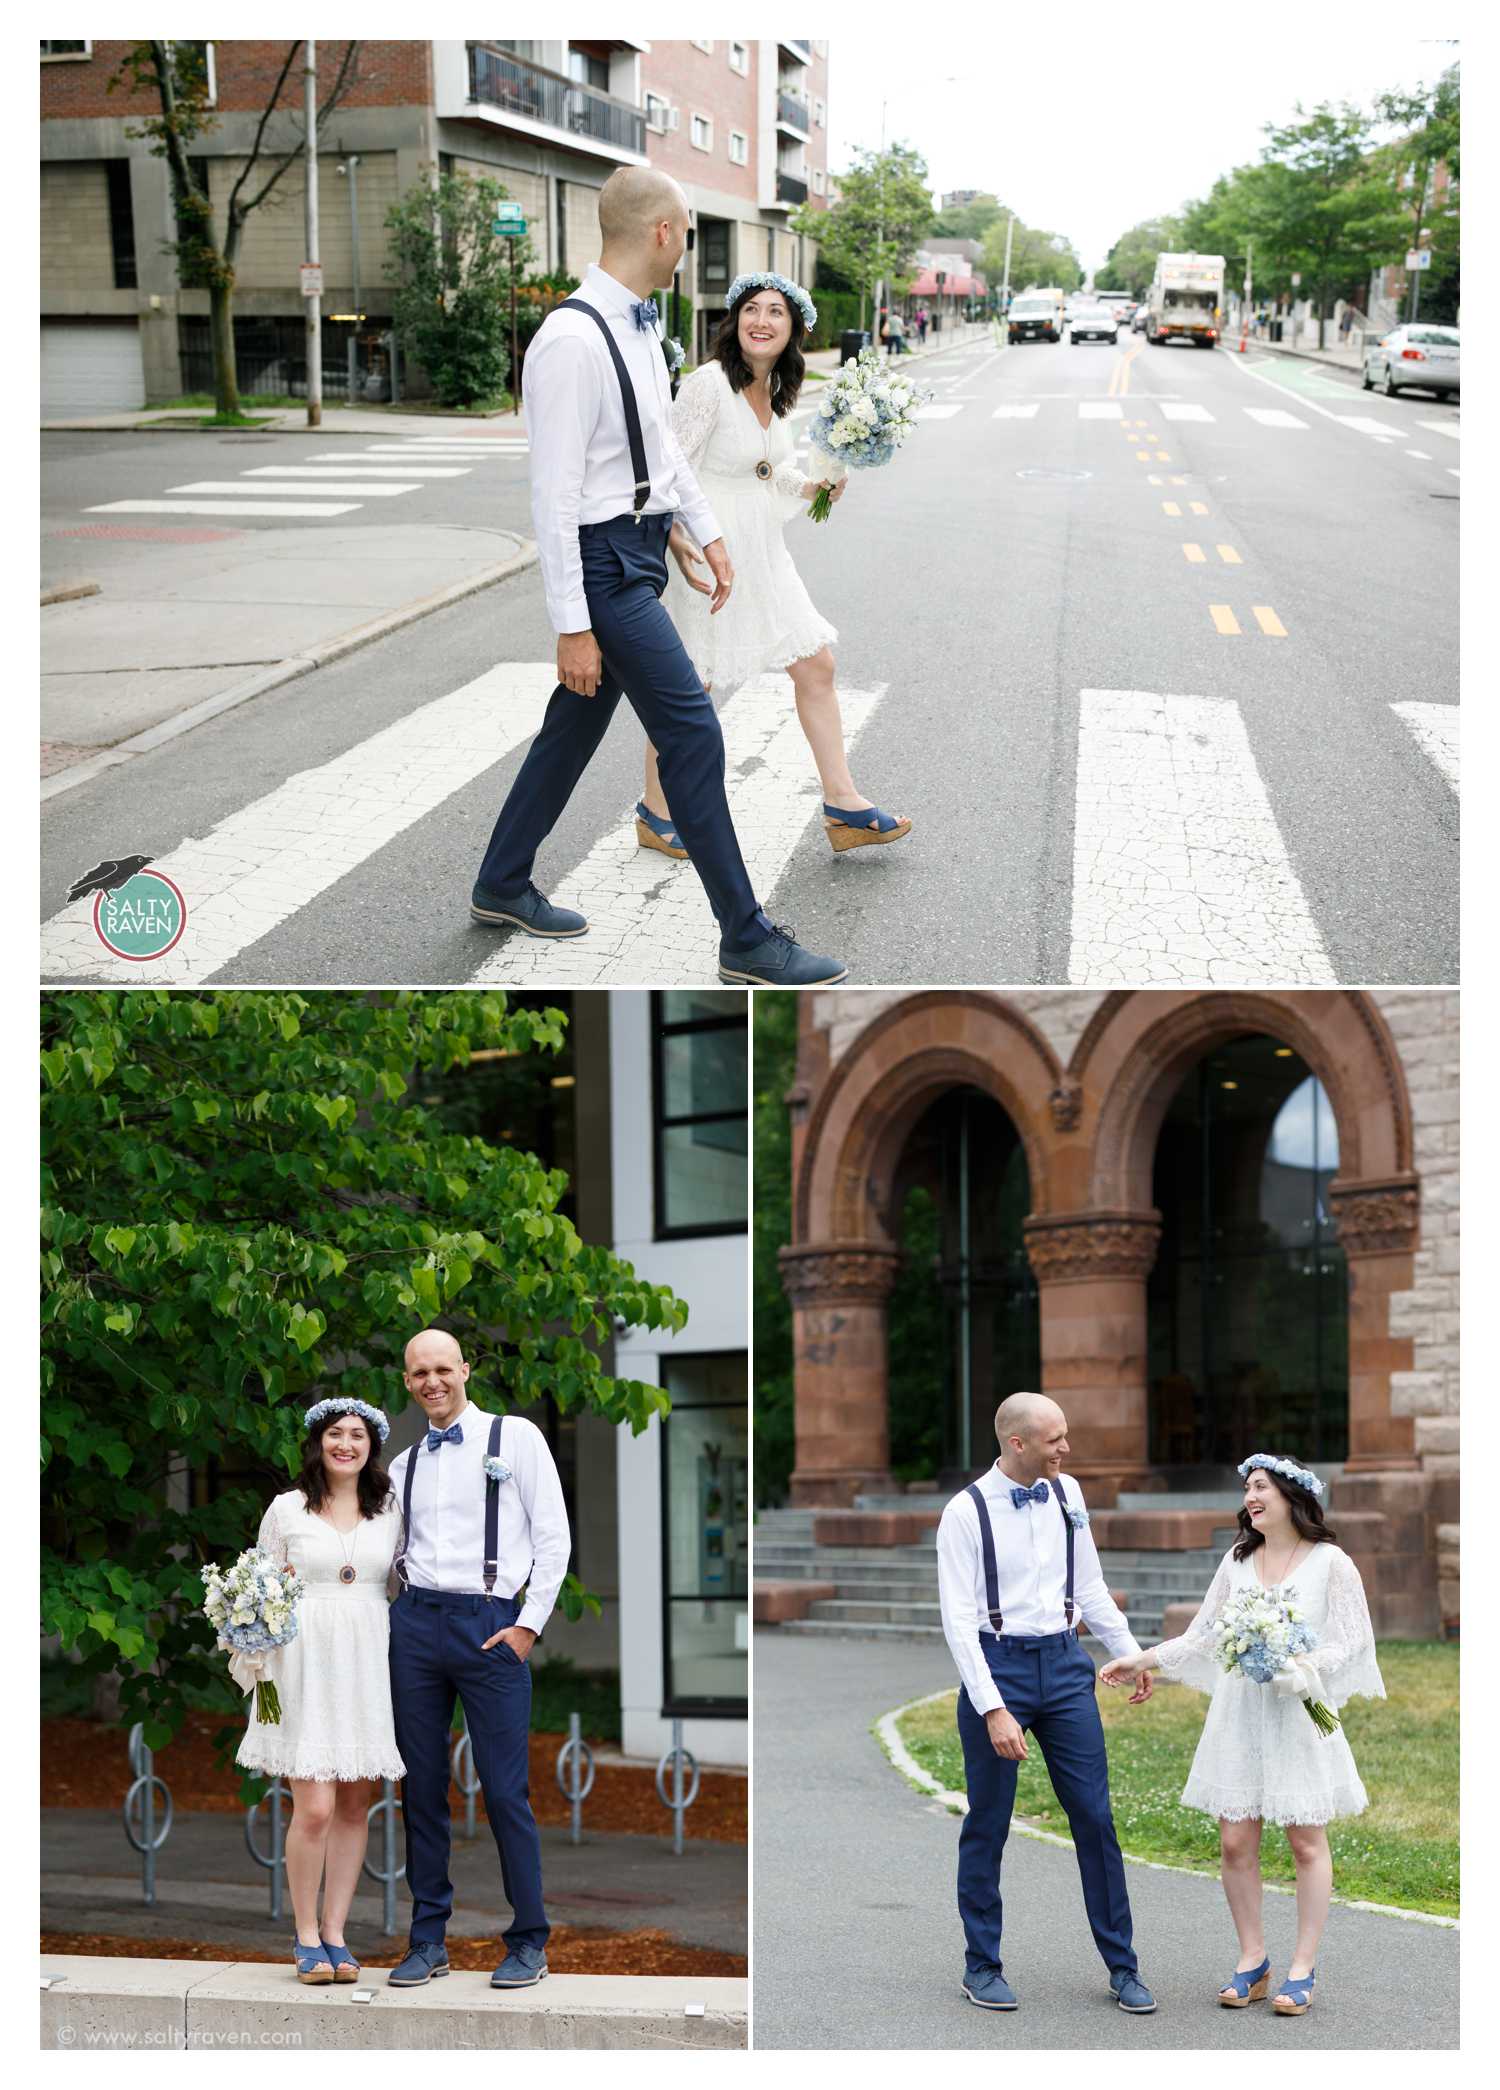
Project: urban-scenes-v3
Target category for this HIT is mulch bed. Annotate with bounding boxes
[41,1928,746,1978]
[43,1714,746,1844]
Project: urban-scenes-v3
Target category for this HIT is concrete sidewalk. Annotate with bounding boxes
[43,406,531,437]
[753,1630,1457,2051]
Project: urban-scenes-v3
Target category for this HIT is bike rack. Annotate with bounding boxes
[244,1778,290,1922]
[361,1778,405,1937]
[655,1719,701,1857]
[555,1713,596,1845]
[451,1711,480,1841]
[122,1724,173,1906]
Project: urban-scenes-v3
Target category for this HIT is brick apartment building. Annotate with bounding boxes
[39,36,829,411]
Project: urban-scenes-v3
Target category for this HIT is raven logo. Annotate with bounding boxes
[67,855,154,906]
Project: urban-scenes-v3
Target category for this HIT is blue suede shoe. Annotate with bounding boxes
[1272,1967,1316,2016]
[1219,1955,1271,2007]
[320,1938,360,1984]
[1111,1969,1157,2013]
[291,1936,334,1985]
[634,801,688,859]
[823,802,912,853]
[387,1939,450,1987]
[471,881,587,937]
[962,1965,1018,2010]
[491,1943,549,1990]
[718,922,847,986]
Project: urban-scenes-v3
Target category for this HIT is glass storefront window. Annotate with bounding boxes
[661,1354,748,1713]
[653,993,747,1237]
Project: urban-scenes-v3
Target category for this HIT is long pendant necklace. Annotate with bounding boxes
[1262,1536,1303,1587]
[750,383,774,482]
[325,1509,360,1584]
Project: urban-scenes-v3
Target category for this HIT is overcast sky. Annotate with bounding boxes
[827,29,1458,270]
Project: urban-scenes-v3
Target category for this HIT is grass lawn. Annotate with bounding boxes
[893,1641,1457,1919]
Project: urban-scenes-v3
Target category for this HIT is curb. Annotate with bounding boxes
[42,579,102,607]
[40,539,539,805]
[873,1688,1459,1930]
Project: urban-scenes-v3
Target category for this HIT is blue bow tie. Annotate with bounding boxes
[631,298,661,332]
[1010,1480,1050,1508]
[425,1423,463,1451]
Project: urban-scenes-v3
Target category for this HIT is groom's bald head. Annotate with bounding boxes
[598,166,688,247]
[994,1391,1066,1453]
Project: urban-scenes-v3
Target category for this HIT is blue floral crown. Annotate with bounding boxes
[1238,1452,1324,1499]
[725,271,817,332]
[303,1396,390,1445]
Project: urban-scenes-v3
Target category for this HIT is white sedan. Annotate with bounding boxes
[1363,324,1459,400]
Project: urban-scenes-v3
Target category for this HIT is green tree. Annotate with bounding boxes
[1374,62,1460,324]
[930,191,1005,242]
[41,992,687,1774]
[109,41,363,422]
[1094,216,1185,297]
[792,142,935,327]
[981,217,1083,295]
[385,166,536,406]
[751,995,798,1507]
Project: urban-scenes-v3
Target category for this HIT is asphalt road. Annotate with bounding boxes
[751,1629,1458,2051]
[39,335,1458,987]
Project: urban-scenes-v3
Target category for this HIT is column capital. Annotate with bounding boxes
[1329,1174,1420,1256]
[1023,1208,1162,1285]
[779,1240,900,1306]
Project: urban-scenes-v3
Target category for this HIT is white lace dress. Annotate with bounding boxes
[1156,1541,1385,1825]
[234,1489,406,1783]
[664,359,838,691]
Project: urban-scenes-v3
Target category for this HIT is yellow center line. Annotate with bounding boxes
[1217,545,1242,564]
[1147,474,1163,485]
[1183,543,1207,563]
[1137,449,1152,461]
[1155,450,1171,461]
[1162,501,1182,516]
[1253,606,1288,637]
[1170,476,1188,486]
[1210,605,1242,635]
[1189,501,1209,515]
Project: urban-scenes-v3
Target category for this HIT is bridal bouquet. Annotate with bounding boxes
[804,346,930,521]
[202,1545,303,1725]
[1213,1584,1340,1736]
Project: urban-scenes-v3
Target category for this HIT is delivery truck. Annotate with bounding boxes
[1145,254,1224,346]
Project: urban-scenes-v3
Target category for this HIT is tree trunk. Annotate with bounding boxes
[210,281,241,418]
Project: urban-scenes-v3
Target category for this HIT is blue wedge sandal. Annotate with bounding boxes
[1219,1956,1272,2007]
[291,1937,334,1984]
[634,802,688,860]
[823,802,912,853]
[320,1939,361,1983]
[1272,1968,1316,2015]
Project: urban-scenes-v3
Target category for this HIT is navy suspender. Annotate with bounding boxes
[395,1414,512,1597]
[968,1478,1076,1638]
[556,298,652,524]
[396,1436,418,1589]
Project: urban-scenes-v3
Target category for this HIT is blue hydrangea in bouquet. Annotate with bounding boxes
[202,1545,303,1724]
[804,346,931,521]
[1213,1583,1340,1736]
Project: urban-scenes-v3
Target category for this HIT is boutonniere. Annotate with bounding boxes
[662,335,685,376]
[1065,1505,1090,1531]
[483,1456,513,1485]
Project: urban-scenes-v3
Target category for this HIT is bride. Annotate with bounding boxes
[1100,1454,1385,2017]
[232,1397,406,1985]
[634,270,910,862]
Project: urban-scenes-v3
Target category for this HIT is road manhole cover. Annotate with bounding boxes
[1015,466,1092,483]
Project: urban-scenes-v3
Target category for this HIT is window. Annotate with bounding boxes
[170,40,216,105]
[812,167,825,195]
[690,113,713,153]
[567,45,610,92]
[729,41,749,74]
[652,990,746,1237]
[728,130,748,167]
[39,40,90,59]
[691,38,714,55]
[644,91,670,133]
[660,1353,748,1715]
[699,217,730,290]
[105,160,138,290]
[814,97,825,126]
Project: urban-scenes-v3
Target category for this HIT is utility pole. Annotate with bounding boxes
[303,40,322,428]
[1000,211,1014,318]
[870,99,887,342]
[1408,162,1433,325]
[1243,233,1253,341]
[338,151,362,403]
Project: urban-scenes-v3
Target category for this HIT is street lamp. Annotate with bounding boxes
[336,152,362,401]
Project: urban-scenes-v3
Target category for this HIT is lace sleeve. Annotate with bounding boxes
[670,366,722,477]
[1310,1547,1387,1707]
[256,1497,290,1572]
[1153,1551,1234,1695]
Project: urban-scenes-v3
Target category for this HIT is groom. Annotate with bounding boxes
[385,1327,571,1989]
[935,1391,1158,2014]
[470,164,846,987]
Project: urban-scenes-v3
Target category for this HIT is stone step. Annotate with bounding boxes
[778,1617,948,1644]
[808,1599,943,1627]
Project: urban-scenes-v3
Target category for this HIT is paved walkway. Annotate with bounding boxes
[752,1632,1457,2050]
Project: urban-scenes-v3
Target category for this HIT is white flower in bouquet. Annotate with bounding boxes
[803,345,934,521]
[201,1544,304,1725]
[1212,1584,1340,1736]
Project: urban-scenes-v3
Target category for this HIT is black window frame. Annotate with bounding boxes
[658,1356,748,1720]
[105,159,138,290]
[650,991,747,1241]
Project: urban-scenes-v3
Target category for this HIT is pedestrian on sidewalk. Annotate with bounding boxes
[936,1392,1158,2017]
[1101,1454,1386,2018]
[1339,306,1354,344]
[385,1329,571,1993]
[229,1398,406,1988]
[470,166,845,987]
[636,271,910,862]
[885,309,907,356]
[916,305,930,347]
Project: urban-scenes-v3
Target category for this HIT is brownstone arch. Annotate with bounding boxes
[782,993,1062,1504]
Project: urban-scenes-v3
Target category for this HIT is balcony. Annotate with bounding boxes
[465,43,645,156]
[775,170,808,206]
[780,39,812,64]
[777,89,810,132]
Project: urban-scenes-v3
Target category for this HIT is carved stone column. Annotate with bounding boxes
[780,1242,901,1506]
[1330,1175,1421,1475]
[1023,1210,1162,1496]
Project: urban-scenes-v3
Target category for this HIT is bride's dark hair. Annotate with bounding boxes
[711,285,807,415]
[296,1409,394,1520]
[1231,1459,1339,1561]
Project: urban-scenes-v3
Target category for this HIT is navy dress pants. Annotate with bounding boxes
[956,1628,1137,1982]
[475,512,767,950]
[389,1588,547,1952]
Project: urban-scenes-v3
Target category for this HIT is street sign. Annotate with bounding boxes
[493,216,528,238]
[299,263,324,297]
[1290,272,1301,287]
[1406,248,1431,270]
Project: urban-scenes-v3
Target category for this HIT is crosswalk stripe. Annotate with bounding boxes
[38,666,560,984]
[1078,403,1123,419]
[1244,407,1308,429]
[1069,688,1331,986]
[467,680,885,986]
[1416,420,1460,442]
[164,479,419,498]
[357,447,514,458]
[1160,403,1215,422]
[248,464,472,478]
[1405,450,1432,460]
[1392,702,1459,794]
[84,498,360,518]
[914,404,964,420]
[1334,416,1403,438]
[991,404,1038,418]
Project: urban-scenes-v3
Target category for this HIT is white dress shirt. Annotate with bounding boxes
[523,262,723,633]
[389,1400,570,1638]
[936,1464,1141,1716]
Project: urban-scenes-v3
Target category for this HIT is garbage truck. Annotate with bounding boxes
[1145,254,1224,346]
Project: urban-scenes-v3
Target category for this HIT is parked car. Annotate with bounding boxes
[1362,324,1459,399]
[1069,305,1119,344]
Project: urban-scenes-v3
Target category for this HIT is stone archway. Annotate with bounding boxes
[782,993,1061,1505]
